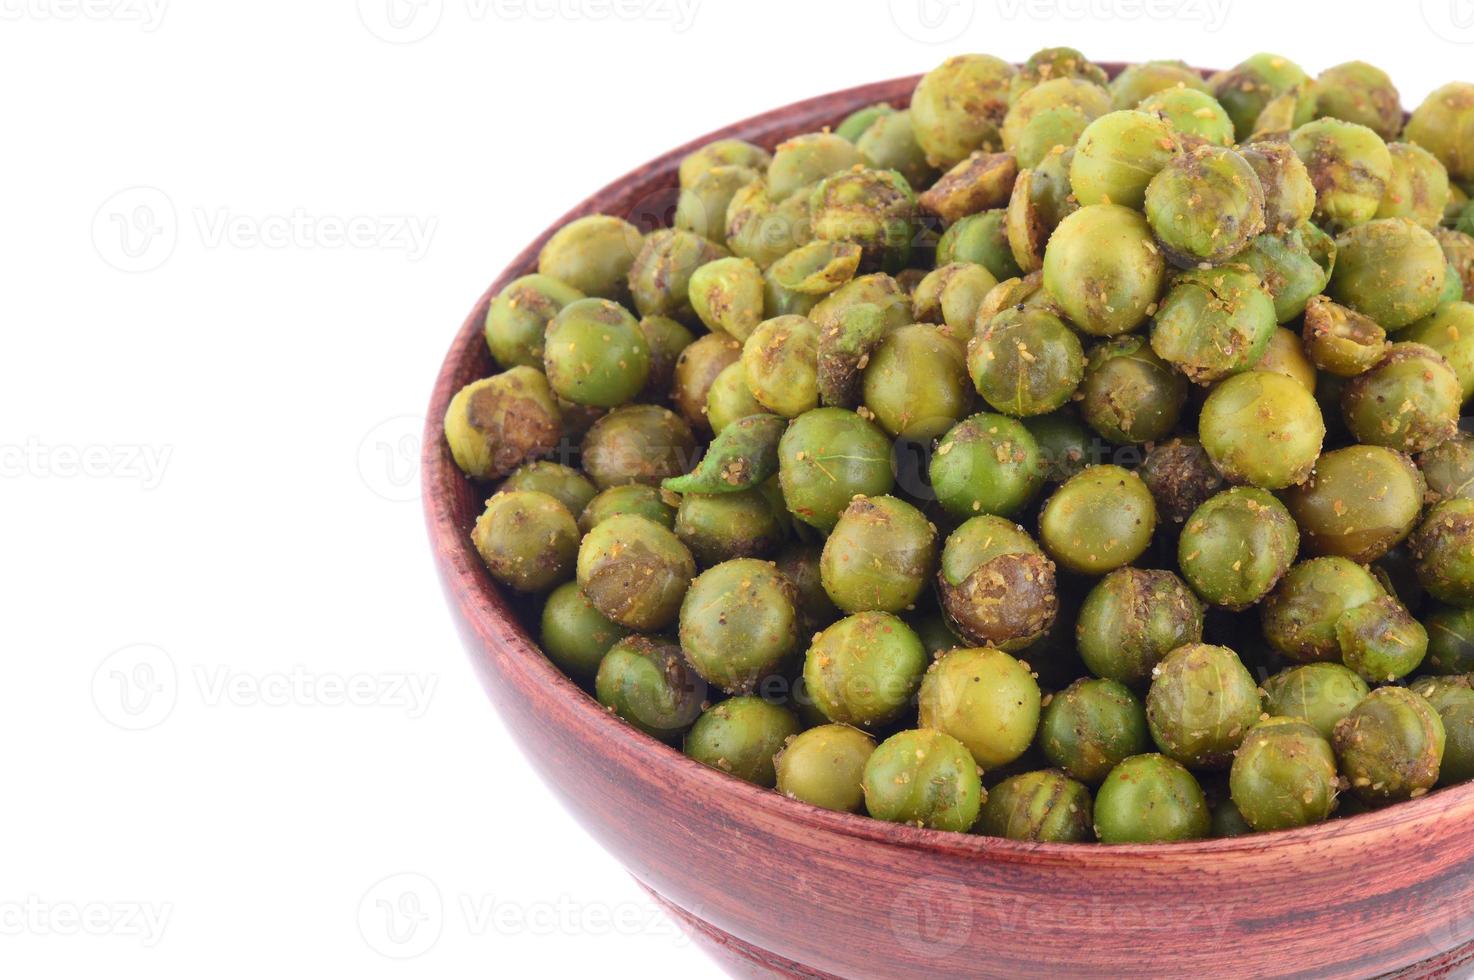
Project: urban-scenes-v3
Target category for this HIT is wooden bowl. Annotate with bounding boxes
[423,70,1474,979]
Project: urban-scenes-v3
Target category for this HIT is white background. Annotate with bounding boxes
[3,0,1470,975]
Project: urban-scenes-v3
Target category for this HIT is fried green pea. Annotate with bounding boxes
[470,490,579,594]
[629,229,730,323]
[1300,295,1389,377]
[820,495,937,614]
[581,404,696,489]
[1336,593,1429,682]
[595,636,705,742]
[808,168,917,272]
[855,109,936,191]
[684,697,801,787]
[675,164,762,245]
[577,513,695,631]
[1238,223,1337,323]
[910,54,1017,169]
[1145,145,1266,265]
[1044,204,1166,337]
[1069,110,1182,210]
[938,209,1024,283]
[803,612,927,728]
[1150,267,1278,384]
[968,307,1084,416]
[912,263,1000,340]
[1039,465,1156,576]
[918,646,1042,769]
[1094,754,1210,843]
[1260,556,1386,664]
[444,367,563,481]
[1315,61,1402,141]
[1420,434,1474,506]
[1239,141,1317,234]
[1342,343,1461,453]
[1210,53,1316,142]
[679,138,771,189]
[578,483,678,535]
[705,362,770,435]
[1329,218,1448,330]
[929,413,1044,520]
[1041,678,1152,784]
[978,770,1094,843]
[1010,46,1108,102]
[674,485,786,567]
[543,298,651,408]
[1289,118,1392,229]
[1282,445,1426,562]
[1024,411,1095,485]
[937,516,1058,651]
[777,407,895,533]
[539,580,630,680]
[1179,487,1299,610]
[1229,717,1339,831]
[862,729,983,831]
[1408,676,1474,786]
[1399,301,1474,400]
[740,314,820,418]
[1078,336,1187,445]
[1146,643,1262,769]
[1002,77,1111,170]
[768,132,863,202]
[775,724,875,812]
[1377,142,1451,230]
[485,274,585,370]
[689,256,766,342]
[537,214,643,303]
[1139,87,1235,148]
[1199,370,1324,489]
[1076,568,1204,687]
[724,178,814,269]
[670,331,741,433]
[1411,498,1474,606]
[862,324,972,440]
[1333,686,1446,804]
[679,558,800,693]
[918,151,1017,227]
[1109,60,1209,111]
[1425,604,1474,674]
[1405,82,1474,184]
[1138,437,1226,527]
[1261,663,1371,741]
[497,460,597,518]
[811,273,913,408]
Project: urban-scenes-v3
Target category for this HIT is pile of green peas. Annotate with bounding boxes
[445,47,1474,844]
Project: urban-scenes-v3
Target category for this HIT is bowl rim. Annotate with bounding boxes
[422,68,1474,861]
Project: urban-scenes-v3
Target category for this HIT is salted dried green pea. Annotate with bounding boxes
[671,331,741,433]
[581,404,696,489]
[777,407,894,533]
[444,367,563,481]
[936,209,1022,281]
[803,611,927,727]
[820,495,937,614]
[1399,301,1474,400]
[764,267,822,318]
[808,168,917,272]
[471,490,579,594]
[705,362,770,435]
[1145,643,1262,769]
[1229,717,1339,831]
[1093,753,1209,843]
[1001,77,1111,169]
[1300,295,1389,377]
[679,138,771,190]
[836,103,895,143]
[1282,445,1426,563]
[723,178,813,269]
[978,770,1094,843]
[1179,487,1299,610]
[1314,61,1402,141]
[1337,593,1428,682]
[1040,465,1156,577]
[1239,223,1337,323]
[1041,678,1152,784]
[810,273,912,408]
[1211,53,1316,143]
[768,241,863,297]
[1412,498,1474,606]
[1261,556,1387,663]
[688,255,764,341]
[767,132,863,203]
[1139,87,1235,148]
[578,513,695,631]
[775,724,875,812]
[1010,46,1107,102]
[1070,110,1181,210]
[1261,662,1371,742]
[497,461,596,518]
[1409,676,1474,785]
[1005,147,1078,274]
[675,485,786,567]
[684,697,800,787]
[1290,119,1393,229]
[1405,82,1474,184]
[929,412,1043,520]
[544,298,651,407]
[1136,440,1221,529]
[1145,145,1266,265]
[912,263,999,339]
[918,646,1041,769]
[1043,204,1166,337]
[937,515,1058,650]
[918,151,1018,226]
[484,274,584,369]
[1329,218,1447,329]
[862,728,983,832]
[675,164,761,244]
[1024,411,1094,485]
[539,580,630,680]
[1109,60,1209,111]
[1333,686,1446,804]
[679,558,800,693]
[595,636,705,742]
[911,54,1017,169]
[1150,267,1277,384]
[967,307,1084,416]
[578,483,678,534]
[1078,336,1187,445]
[862,324,971,440]
[1254,326,1317,392]
[1239,141,1317,234]
[1420,435,1474,506]
[1343,343,1461,453]
[1199,370,1324,490]
[537,214,643,303]
[1076,568,1204,687]
[1377,142,1451,230]
[741,315,820,419]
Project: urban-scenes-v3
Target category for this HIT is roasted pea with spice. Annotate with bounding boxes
[1281,445,1425,562]
[912,263,1000,339]
[578,483,678,534]
[1411,498,1474,606]
[544,298,652,408]
[471,490,579,594]
[820,495,937,614]
[674,485,787,567]
[979,770,1094,843]
[537,214,643,303]
[1405,82,1474,184]
[775,724,875,812]
[595,636,706,742]
[929,413,1044,520]
[1041,678,1152,784]
[1077,336,1187,445]
[1138,437,1226,527]
[1044,204,1167,337]
[804,612,927,728]
[862,728,983,831]
[578,513,695,631]
[1408,676,1474,786]
[937,515,1058,650]
[1070,110,1182,210]
[1094,753,1210,843]
[862,324,972,440]
[679,558,800,693]
[1144,145,1266,265]
[1329,218,1448,330]
[1002,77,1109,170]
[1039,466,1157,577]
[1198,370,1325,490]
[1420,435,1474,506]
[1076,568,1204,687]
[1261,662,1371,742]
[918,646,1042,769]
[1239,141,1317,234]
[581,404,696,489]
[1150,267,1278,384]
[1178,488,1299,609]
[684,697,801,787]
[1146,643,1262,769]
[1239,223,1337,323]
[1109,60,1209,110]
[1342,343,1461,454]
[742,315,820,418]
[690,256,766,342]
[777,407,895,533]
[1230,718,1339,831]
[1399,301,1474,401]
[444,367,563,481]
[1333,686,1446,804]
[968,306,1084,416]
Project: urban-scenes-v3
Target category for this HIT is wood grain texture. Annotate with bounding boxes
[422,70,1474,980]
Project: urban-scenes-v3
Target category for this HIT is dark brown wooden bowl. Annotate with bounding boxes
[424,70,1474,979]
